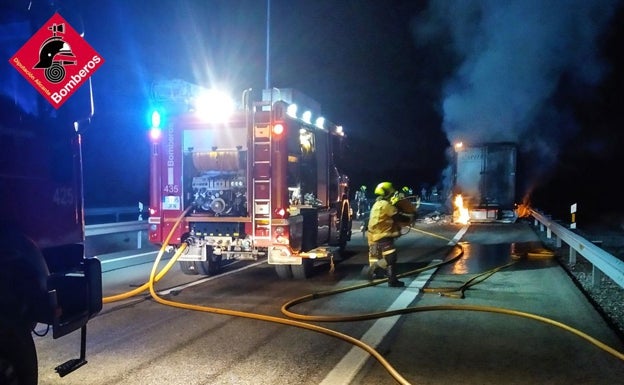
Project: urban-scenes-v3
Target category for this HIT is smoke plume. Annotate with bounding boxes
[412,0,621,199]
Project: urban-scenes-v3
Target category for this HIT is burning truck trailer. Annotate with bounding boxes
[147,81,352,280]
[452,142,518,223]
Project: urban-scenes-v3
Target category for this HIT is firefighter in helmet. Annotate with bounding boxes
[391,185,419,217]
[354,185,368,219]
[366,182,411,287]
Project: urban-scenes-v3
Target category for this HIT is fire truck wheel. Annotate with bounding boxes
[194,246,221,276]
[0,324,38,385]
[178,261,199,275]
[274,265,293,279]
[338,210,350,254]
[291,258,314,279]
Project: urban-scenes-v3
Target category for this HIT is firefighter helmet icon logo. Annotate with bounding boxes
[33,23,76,83]
[9,13,104,108]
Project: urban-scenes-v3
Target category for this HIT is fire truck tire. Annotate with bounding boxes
[179,261,199,275]
[274,265,293,279]
[338,209,350,254]
[291,258,314,279]
[0,323,38,385]
[194,246,221,276]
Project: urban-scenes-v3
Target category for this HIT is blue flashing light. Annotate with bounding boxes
[151,110,161,128]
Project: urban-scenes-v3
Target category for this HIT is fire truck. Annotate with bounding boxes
[147,80,352,279]
[1,2,102,384]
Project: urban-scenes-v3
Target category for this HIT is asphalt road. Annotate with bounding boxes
[34,219,624,385]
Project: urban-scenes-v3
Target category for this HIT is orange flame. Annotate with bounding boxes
[516,195,532,218]
[454,194,470,224]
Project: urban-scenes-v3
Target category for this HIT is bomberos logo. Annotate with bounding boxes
[9,12,104,109]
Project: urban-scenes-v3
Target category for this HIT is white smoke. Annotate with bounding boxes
[412,0,621,199]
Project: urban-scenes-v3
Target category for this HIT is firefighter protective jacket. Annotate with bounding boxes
[367,198,402,243]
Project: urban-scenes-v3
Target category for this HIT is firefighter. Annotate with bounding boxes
[366,182,411,287]
[390,185,417,225]
[354,185,369,219]
[390,186,411,205]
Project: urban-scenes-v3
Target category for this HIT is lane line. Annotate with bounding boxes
[99,251,159,264]
[156,260,267,295]
[320,225,468,385]
[319,260,440,385]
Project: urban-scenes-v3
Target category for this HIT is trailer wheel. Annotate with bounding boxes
[195,246,221,276]
[274,264,293,279]
[0,324,38,385]
[178,261,199,275]
[291,258,314,279]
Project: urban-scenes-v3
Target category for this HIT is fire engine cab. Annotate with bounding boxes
[1,2,102,383]
[147,80,352,279]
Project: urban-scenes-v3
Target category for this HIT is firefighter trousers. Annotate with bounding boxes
[368,237,399,281]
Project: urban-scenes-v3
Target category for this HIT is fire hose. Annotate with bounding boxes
[102,212,624,385]
[103,208,414,384]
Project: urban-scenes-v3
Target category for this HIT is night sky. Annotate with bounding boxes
[16,0,624,224]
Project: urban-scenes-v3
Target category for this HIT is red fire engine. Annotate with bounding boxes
[1,2,102,383]
[147,80,352,279]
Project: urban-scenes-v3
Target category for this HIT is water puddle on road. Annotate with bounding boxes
[439,241,550,274]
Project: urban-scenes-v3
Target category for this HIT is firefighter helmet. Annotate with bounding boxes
[34,38,74,69]
[374,182,395,198]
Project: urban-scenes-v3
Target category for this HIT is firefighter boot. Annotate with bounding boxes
[387,264,404,287]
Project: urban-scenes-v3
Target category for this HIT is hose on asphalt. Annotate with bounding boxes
[102,207,415,384]
[103,216,624,385]
[282,225,624,364]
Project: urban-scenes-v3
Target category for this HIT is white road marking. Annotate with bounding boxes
[319,260,440,385]
[99,251,159,264]
[320,225,468,385]
[156,260,267,295]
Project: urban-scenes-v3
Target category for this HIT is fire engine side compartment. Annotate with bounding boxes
[299,207,331,251]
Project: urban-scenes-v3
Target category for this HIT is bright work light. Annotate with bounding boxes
[193,89,235,123]
[315,117,325,129]
[302,110,312,124]
[286,103,298,118]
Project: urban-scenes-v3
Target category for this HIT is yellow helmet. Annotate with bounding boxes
[374,182,395,198]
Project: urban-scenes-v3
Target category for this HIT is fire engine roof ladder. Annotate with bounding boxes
[251,101,272,243]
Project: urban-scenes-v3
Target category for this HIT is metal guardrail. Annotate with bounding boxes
[85,221,148,237]
[85,205,147,223]
[85,206,148,249]
[531,209,624,289]
[86,206,624,290]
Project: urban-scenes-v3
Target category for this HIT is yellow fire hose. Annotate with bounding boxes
[102,215,624,385]
[420,260,519,299]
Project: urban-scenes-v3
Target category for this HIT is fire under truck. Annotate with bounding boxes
[148,80,352,279]
[1,2,102,384]
[452,142,518,223]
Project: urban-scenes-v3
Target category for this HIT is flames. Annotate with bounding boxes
[453,193,531,224]
[516,201,531,218]
[454,194,470,224]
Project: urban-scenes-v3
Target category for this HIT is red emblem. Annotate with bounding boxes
[9,13,104,109]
